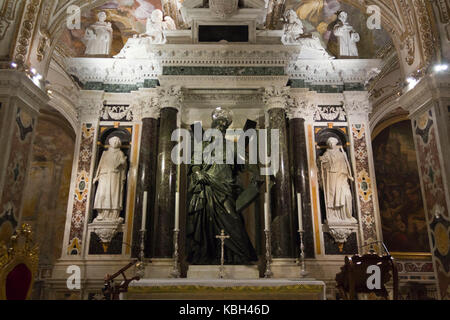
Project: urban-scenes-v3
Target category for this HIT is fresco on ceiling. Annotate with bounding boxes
[373,120,430,253]
[60,0,166,57]
[285,0,392,58]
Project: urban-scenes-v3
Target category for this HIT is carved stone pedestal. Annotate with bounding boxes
[323,222,358,251]
[89,219,124,253]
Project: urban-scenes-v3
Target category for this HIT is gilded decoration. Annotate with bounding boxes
[0,224,39,300]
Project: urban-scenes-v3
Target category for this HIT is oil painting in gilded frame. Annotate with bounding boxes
[372,117,431,260]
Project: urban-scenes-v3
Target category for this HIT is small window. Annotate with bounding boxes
[198,25,249,42]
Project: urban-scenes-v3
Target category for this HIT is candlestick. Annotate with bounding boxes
[141,191,148,231]
[297,193,303,232]
[264,229,273,278]
[170,229,180,278]
[264,193,270,231]
[175,191,180,230]
[298,230,308,278]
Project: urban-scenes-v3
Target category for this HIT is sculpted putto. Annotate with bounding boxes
[282,9,333,59]
[115,9,176,59]
[93,136,127,222]
[320,137,357,224]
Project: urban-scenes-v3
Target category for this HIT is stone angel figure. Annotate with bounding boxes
[143,9,176,44]
[319,137,357,224]
[333,11,360,57]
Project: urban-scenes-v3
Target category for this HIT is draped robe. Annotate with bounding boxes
[186,140,257,265]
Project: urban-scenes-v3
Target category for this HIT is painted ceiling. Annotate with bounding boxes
[59,0,391,59]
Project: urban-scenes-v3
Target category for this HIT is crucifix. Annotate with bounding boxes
[216,229,230,279]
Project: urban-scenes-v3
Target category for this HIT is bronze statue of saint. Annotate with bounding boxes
[186,108,258,265]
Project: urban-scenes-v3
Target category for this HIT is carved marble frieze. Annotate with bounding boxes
[66,48,382,88]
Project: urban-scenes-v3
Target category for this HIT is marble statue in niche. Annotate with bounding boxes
[83,11,113,55]
[186,108,258,265]
[320,137,357,224]
[93,136,127,223]
[281,9,333,59]
[333,11,360,57]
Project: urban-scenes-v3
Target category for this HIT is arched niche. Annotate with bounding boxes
[315,127,357,224]
[90,127,132,223]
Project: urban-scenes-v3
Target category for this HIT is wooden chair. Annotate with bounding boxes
[0,224,39,300]
[336,251,398,300]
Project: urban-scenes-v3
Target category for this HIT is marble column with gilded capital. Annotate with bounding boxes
[131,90,160,258]
[343,91,382,251]
[0,70,49,242]
[152,86,182,258]
[287,95,316,258]
[263,86,295,258]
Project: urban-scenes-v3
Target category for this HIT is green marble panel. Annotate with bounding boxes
[162,66,285,76]
[83,79,159,92]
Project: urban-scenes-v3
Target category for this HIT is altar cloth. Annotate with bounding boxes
[124,279,326,300]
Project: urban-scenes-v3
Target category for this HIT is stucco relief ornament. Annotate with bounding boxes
[209,0,239,19]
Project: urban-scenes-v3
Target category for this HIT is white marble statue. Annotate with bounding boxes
[115,9,176,58]
[333,11,360,57]
[144,9,176,44]
[93,136,127,222]
[83,11,113,55]
[319,137,357,224]
[282,9,333,59]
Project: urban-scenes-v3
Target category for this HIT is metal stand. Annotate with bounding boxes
[264,229,273,278]
[170,229,181,278]
[135,230,146,278]
[298,230,308,278]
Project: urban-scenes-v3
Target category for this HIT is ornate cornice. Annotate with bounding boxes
[0,70,49,114]
[399,73,450,119]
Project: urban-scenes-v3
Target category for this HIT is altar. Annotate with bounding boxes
[46,0,397,300]
[123,279,326,300]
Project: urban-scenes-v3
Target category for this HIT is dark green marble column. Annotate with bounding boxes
[132,117,159,258]
[267,107,295,258]
[289,117,314,258]
[152,107,178,258]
